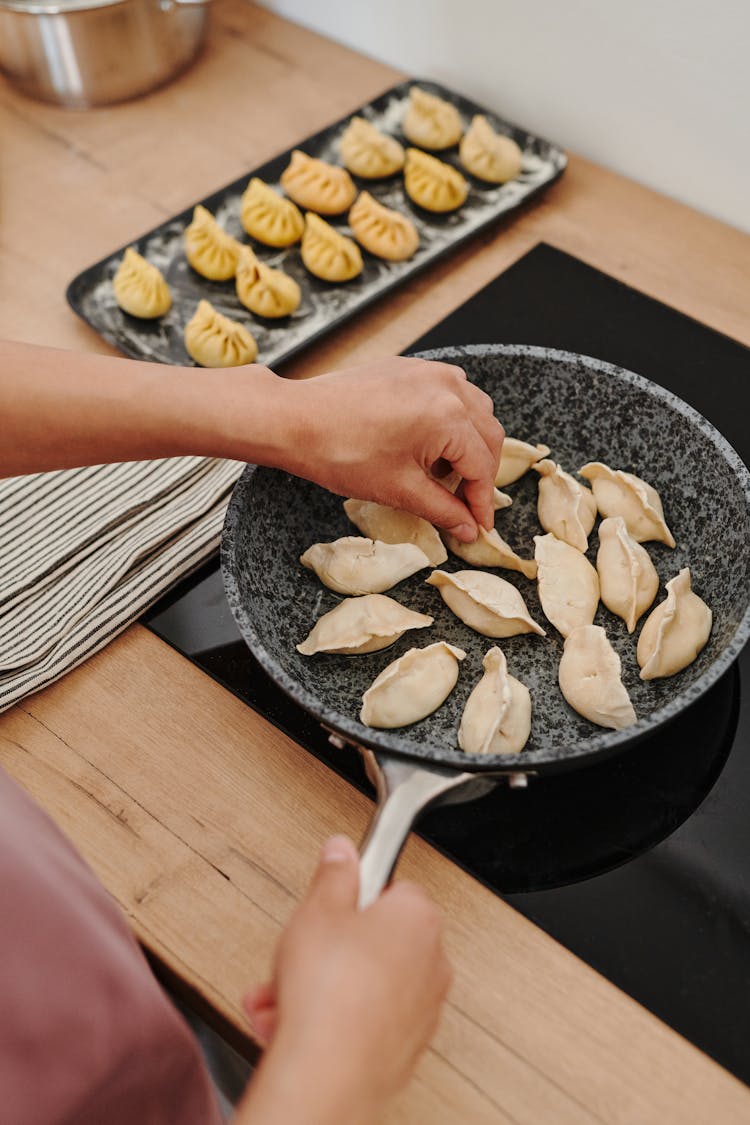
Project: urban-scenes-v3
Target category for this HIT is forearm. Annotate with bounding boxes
[0,340,296,476]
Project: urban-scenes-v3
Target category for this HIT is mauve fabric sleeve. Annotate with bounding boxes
[0,769,225,1125]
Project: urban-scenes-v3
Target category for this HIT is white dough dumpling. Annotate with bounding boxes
[495,438,550,488]
[637,568,712,680]
[558,625,637,730]
[300,536,430,595]
[534,533,600,638]
[426,570,545,638]
[360,641,466,728]
[534,459,597,553]
[597,516,659,633]
[579,461,675,548]
[442,526,537,579]
[458,647,531,756]
[343,499,447,566]
[459,116,523,184]
[296,594,433,656]
[403,86,463,150]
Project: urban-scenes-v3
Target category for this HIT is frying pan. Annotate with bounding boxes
[221,345,750,906]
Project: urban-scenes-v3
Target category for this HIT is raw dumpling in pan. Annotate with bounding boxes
[343,498,447,566]
[404,148,468,213]
[437,469,511,511]
[597,516,659,633]
[637,568,712,680]
[403,86,463,150]
[360,641,466,728]
[533,459,597,553]
[558,625,637,730]
[495,438,550,488]
[184,300,258,367]
[442,526,537,580]
[348,192,419,262]
[426,570,545,638]
[240,177,304,248]
[184,205,242,281]
[301,213,363,282]
[458,646,531,755]
[235,246,301,318]
[459,115,523,184]
[297,594,433,656]
[579,461,676,547]
[280,150,357,216]
[113,247,171,319]
[534,533,599,638]
[300,536,431,595]
[339,116,405,178]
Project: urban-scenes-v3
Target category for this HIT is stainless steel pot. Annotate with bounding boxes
[0,0,210,109]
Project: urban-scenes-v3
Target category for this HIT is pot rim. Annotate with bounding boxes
[0,0,208,13]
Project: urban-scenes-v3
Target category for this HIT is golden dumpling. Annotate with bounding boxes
[235,246,301,319]
[240,177,304,248]
[339,116,405,178]
[403,86,463,150]
[459,115,523,183]
[301,213,363,282]
[113,247,171,318]
[348,192,419,262]
[404,148,468,213]
[280,150,357,216]
[184,300,257,367]
[184,205,242,281]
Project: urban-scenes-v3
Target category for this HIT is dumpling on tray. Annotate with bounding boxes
[579,461,676,547]
[296,594,433,655]
[184,300,257,367]
[301,213,363,282]
[596,516,659,633]
[458,646,531,755]
[235,246,301,318]
[348,192,419,262]
[637,568,712,680]
[459,115,523,183]
[558,625,637,730]
[404,148,468,213]
[360,641,466,728]
[426,570,545,638]
[113,247,171,319]
[240,177,304,248]
[340,116,405,178]
[300,536,431,595]
[343,499,447,566]
[403,86,463,150]
[281,150,357,215]
[184,205,242,281]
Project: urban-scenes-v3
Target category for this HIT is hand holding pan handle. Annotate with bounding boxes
[357,749,474,909]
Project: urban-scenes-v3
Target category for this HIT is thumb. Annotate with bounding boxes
[303,835,360,917]
[400,474,478,542]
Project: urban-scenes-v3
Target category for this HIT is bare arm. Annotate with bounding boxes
[0,341,503,539]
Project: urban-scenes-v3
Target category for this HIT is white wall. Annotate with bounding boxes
[258,0,749,233]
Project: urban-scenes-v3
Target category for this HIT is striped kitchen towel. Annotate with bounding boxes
[0,456,244,712]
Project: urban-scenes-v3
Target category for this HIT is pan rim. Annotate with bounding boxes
[221,344,750,775]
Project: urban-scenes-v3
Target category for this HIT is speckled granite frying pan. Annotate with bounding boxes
[222,345,750,904]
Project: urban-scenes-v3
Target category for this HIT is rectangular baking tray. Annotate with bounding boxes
[66,79,567,369]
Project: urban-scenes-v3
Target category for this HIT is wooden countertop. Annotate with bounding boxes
[2,3,750,1121]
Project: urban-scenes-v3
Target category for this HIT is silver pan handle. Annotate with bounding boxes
[358,750,472,909]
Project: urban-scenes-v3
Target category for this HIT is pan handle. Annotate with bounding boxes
[358,750,472,909]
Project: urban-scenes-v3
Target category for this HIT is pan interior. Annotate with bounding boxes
[222,346,750,773]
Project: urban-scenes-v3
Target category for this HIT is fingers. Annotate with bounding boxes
[438,420,501,530]
[243,983,278,1046]
[302,835,360,917]
[398,474,478,540]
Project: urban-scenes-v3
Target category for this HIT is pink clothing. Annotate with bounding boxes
[0,769,223,1125]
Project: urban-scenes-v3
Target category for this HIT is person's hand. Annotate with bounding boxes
[281,357,504,541]
[236,836,451,1125]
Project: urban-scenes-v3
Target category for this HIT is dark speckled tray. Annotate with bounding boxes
[66,79,566,368]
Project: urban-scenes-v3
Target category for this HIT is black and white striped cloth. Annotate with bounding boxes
[0,457,243,712]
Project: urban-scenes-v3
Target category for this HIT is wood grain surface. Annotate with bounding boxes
[2,2,750,1121]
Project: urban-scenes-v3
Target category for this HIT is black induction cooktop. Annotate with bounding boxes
[146,243,750,1084]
